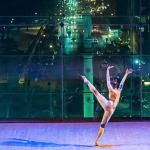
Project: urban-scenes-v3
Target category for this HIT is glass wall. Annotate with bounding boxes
[0,0,150,120]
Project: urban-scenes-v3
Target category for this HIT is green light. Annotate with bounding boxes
[144,82,150,86]
[135,60,139,64]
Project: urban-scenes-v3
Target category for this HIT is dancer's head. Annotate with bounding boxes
[110,79,118,89]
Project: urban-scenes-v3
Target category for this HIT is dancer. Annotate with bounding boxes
[81,66,133,146]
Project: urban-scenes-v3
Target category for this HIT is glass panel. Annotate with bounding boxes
[142,56,150,93]
[141,25,150,54]
[63,24,140,55]
[142,93,150,117]
[142,56,150,117]
[0,25,60,56]
[0,55,61,93]
[64,56,83,92]
[0,0,62,16]
[0,56,25,93]
[64,0,140,16]
[141,0,150,16]
[63,94,83,118]
[0,93,62,119]
[132,55,141,117]
[0,94,26,118]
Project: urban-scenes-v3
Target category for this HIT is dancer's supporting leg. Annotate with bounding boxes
[95,109,114,146]
[81,76,112,110]
[81,76,114,146]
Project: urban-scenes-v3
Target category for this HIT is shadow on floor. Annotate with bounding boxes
[1,138,150,148]
[0,138,94,147]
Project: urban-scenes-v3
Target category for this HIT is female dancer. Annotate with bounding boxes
[81,66,133,146]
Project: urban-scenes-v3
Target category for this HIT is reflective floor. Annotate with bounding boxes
[0,122,150,150]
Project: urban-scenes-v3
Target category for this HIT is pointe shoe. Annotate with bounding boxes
[95,142,99,147]
[79,74,88,83]
[78,74,84,78]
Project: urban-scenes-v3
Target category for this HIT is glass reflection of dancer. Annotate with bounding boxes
[81,66,133,146]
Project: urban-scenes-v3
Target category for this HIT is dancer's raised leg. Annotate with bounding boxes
[81,76,110,110]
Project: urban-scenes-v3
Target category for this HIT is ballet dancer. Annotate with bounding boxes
[81,66,133,146]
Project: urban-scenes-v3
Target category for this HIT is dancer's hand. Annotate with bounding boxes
[107,66,114,71]
[126,69,133,75]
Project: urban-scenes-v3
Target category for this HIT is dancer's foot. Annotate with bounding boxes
[95,141,99,147]
[80,75,88,83]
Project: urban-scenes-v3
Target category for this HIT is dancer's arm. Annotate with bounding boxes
[106,66,115,92]
[118,68,133,91]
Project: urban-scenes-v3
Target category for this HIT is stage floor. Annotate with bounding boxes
[0,122,150,150]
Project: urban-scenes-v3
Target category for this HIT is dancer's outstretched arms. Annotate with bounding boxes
[118,68,133,92]
[107,66,116,92]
